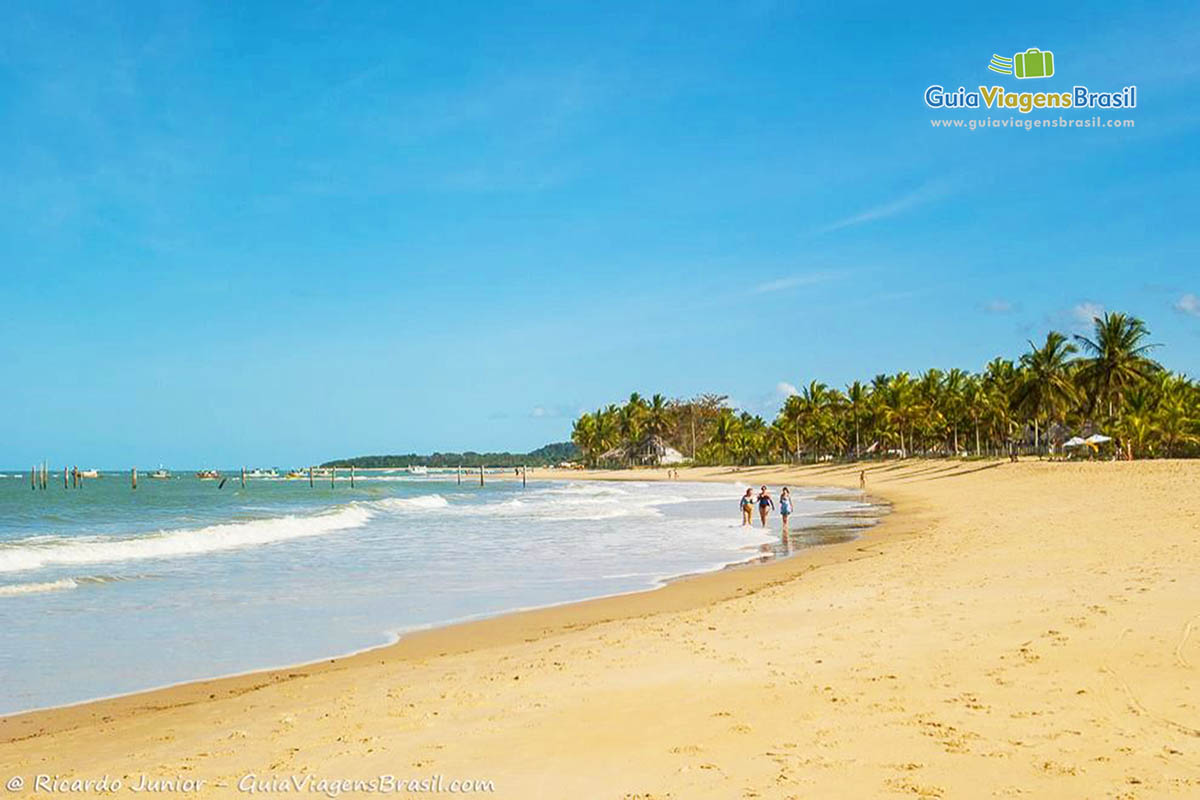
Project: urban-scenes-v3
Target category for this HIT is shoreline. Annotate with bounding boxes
[0,470,896,741]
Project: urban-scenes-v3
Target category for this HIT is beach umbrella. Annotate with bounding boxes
[1063,436,1087,448]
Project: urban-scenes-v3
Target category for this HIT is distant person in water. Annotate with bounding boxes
[779,487,792,532]
[756,486,774,527]
[859,470,865,491]
[740,488,754,526]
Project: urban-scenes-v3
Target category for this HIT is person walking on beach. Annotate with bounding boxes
[779,487,792,533]
[756,486,774,527]
[740,488,754,527]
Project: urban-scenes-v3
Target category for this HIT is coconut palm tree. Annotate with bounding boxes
[962,375,985,456]
[845,380,868,459]
[1011,331,1078,453]
[1074,312,1160,424]
[710,409,740,464]
[645,393,670,438]
[778,394,804,461]
[1155,375,1199,457]
[943,368,968,455]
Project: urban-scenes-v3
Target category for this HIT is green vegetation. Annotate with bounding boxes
[572,312,1199,466]
[322,442,578,469]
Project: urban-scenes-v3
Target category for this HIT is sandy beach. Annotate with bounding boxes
[2,459,1198,798]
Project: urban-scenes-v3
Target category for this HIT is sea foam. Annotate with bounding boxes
[0,578,79,596]
[0,505,374,573]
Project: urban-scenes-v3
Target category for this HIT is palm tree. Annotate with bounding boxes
[571,413,597,465]
[983,358,1017,455]
[962,375,985,456]
[768,419,793,462]
[880,373,916,457]
[799,381,832,461]
[1011,331,1077,453]
[1074,312,1160,423]
[845,380,868,459]
[1120,385,1157,459]
[943,368,968,455]
[710,409,740,464]
[645,393,670,438]
[1155,375,1199,457]
[779,394,804,461]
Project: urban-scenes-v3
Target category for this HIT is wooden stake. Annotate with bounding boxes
[309,466,314,488]
[132,467,138,490]
[331,467,336,488]
[63,466,68,489]
[522,465,526,488]
[31,466,36,491]
[479,465,484,487]
[457,465,461,485]
[241,467,246,489]
[350,465,355,488]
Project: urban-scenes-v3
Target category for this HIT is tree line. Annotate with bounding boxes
[322,442,579,469]
[571,312,1199,466]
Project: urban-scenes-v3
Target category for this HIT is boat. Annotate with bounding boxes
[78,469,100,479]
[245,468,279,479]
[149,468,171,479]
[407,465,429,475]
[196,470,220,480]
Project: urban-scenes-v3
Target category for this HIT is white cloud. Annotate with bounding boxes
[818,181,952,234]
[776,381,799,397]
[750,270,844,295]
[983,299,1014,313]
[1175,293,1200,317]
[531,406,548,418]
[1072,301,1105,328]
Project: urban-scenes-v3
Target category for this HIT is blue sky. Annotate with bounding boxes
[2,1,1198,467]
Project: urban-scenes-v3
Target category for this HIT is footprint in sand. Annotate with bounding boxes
[668,744,703,755]
[884,776,944,797]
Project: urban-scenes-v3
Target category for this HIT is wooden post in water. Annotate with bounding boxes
[350,465,355,488]
[132,467,138,490]
[309,466,314,488]
[42,463,48,490]
[331,467,336,488]
[72,466,77,489]
[457,465,461,485]
[479,465,484,487]
[63,466,68,489]
[31,466,36,491]
[241,467,246,489]
[522,465,526,488]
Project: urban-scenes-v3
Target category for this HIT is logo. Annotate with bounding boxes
[989,48,1055,79]
[924,46,1136,115]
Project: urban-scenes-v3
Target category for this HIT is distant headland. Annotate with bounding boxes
[320,442,579,469]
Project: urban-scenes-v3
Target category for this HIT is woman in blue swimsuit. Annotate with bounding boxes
[756,486,774,527]
[779,487,793,532]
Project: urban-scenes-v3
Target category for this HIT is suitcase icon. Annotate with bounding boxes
[1013,48,1054,79]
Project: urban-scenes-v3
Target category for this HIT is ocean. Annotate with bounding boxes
[0,471,875,714]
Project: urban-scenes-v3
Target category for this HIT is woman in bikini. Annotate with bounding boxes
[740,488,754,526]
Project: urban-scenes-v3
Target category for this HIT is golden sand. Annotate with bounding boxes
[2,460,1198,798]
